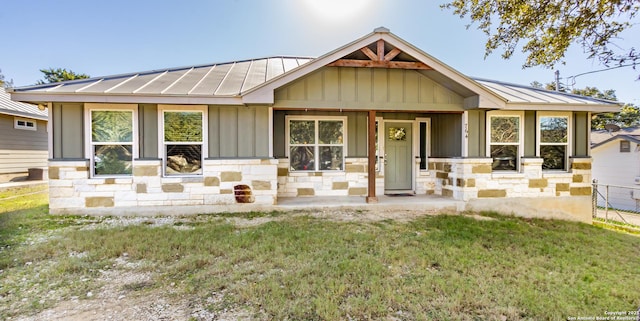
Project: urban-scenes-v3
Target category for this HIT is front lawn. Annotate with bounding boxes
[1,190,639,320]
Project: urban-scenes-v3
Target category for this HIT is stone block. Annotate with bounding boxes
[220,189,233,194]
[221,171,242,182]
[136,183,147,193]
[49,166,60,179]
[571,162,591,170]
[345,164,365,173]
[572,174,583,183]
[556,183,570,192]
[570,186,591,196]
[105,178,115,184]
[467,178,476,188]
[76,166,89,172]
[204,176,220,186]
[444,164,452,173]
[348,187,367,196]
[252,180,272,190]
[278,167,289,177]
[333,181,349,190]
[478,189,507,198]
[436,172,448,179]
[472,164,492,174]
[528,178,548,188]
[297,188,315,196]
[86,197,114,208]
[162,183,184,193]
[134,166,158,177]
[442,188,453,197]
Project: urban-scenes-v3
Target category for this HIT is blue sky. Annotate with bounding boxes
[2,0,638,104]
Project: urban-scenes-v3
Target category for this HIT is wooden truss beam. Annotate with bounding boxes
[327,59,432,70]
[329,40,432,70]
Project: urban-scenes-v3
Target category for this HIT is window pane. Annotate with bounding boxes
[164,112,202,142]
[166,145,202,175]
[319,146,343,170]
[540,117,568,143]
[290,146,315,171]
[541,145,566,170]
[92,111,133,143]
[94,145,133,175]
[491,117,519,143]
[490,145,518,170]
[318,121,343,144]
[290,120,315,144]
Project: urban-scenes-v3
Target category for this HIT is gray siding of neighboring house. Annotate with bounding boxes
[0,113,48,174]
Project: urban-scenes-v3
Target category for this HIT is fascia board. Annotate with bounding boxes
[10,92,244,106]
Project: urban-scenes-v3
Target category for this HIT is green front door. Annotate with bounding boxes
[384,122,412,191]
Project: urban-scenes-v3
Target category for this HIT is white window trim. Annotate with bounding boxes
[536,111,572,172]
[14,117,37,131]
[486,111,524,172]
[158,104,208,177]
[285,115,347,172]
[415,117,431,175]
[84,103,138,178]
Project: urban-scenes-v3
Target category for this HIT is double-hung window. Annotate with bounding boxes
[87,105,136,177]
[487,112,523,171]
[287,117,345,171]
[538,113,570,171]
[160,106,206,176]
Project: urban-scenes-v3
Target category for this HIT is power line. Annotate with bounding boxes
[566,63,638,88]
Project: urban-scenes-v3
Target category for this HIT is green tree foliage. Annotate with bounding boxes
[442,0,639,75]
[36,68,90,84]
[0,69,14,88]
[91,111,133,175]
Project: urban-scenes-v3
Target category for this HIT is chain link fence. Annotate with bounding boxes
[592,180,640,227]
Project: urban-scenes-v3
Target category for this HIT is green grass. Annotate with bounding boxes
[1,189,640,320]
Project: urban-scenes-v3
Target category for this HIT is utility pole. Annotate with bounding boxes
[555,70,560,91]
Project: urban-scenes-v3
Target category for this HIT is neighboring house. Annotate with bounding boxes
[591,127,640,211]
[0,89,48,182]
[9,28,620,222]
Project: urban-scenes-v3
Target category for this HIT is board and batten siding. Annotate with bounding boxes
[52,103,84,159]
[273,67,465,111]
[208,105,270,158]
[0,114,48,174]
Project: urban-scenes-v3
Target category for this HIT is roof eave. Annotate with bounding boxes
[502,102,621,112]
[10,92,244,106]
[0,108,48,120]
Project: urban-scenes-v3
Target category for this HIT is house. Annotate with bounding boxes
[9,27,620,222]
[591,126,640,211]
[0,89,48,182]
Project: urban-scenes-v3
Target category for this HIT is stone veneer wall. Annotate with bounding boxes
[425,157,593,222]
[277,158,384,197]
[48,158,277,215]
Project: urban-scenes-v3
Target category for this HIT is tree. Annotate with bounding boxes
[36,68,89,84]
[0,68,14,88]
[442,1,639,76]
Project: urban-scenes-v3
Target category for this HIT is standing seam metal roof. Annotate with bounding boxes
[9,56,619,108]
[14,57,313,97]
